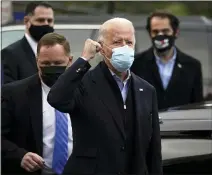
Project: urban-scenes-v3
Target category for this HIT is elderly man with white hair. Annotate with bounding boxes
[47,18,162,175]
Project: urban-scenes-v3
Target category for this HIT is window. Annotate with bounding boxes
[2,30,24,50]
[56,29,102,67]
[1,28,102,67]
[1,29,96,58]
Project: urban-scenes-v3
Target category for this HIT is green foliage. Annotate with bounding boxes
[164,3,189,16]
[56,1,212,17]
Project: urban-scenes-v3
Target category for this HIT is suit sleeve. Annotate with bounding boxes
[1,48,19,84]
[47,57,91,113]
[1,85,28,167]
[191,61,203,103]
[146,88,163,175]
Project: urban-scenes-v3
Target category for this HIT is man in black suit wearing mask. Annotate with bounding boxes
[131,10,203,110]
[1,33,73,175]
[2,1,54,84]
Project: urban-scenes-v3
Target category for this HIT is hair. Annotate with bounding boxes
[37,33,71,56]
[97,17,135,43]
[25,1,53,16]
[146,10,180,34]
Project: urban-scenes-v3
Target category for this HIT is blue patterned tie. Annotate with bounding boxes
[52,110,68,174]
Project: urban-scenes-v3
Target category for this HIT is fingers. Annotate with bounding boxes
[21,152,45,172]
[93,41,102,52]
[81,39,102,61]
[28,158,39,168]
[22,156,37,172]
[26,159,39,172]
[31,153,45,168]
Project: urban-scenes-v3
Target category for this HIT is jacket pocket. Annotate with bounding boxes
[63,147,98,175]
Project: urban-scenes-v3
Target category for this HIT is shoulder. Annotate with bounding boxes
[2,38,24,54]
[177,49,201,68]
[2,75,39,96]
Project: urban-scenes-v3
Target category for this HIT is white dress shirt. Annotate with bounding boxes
[41,82,73,168]
[25,33,37,56]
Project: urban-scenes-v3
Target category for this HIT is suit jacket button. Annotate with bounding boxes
[120,146,125,151]
[76,68,81,72]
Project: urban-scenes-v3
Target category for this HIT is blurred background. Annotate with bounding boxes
[1,1,212,99]
[2,1,212,18]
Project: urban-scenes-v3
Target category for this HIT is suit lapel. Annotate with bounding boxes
[147,48,164,91]
[131,73,149,169]
[27,74,43,155]
[166,49,183,91]
[91,63,125,140]
[21,37,37,70]
[151,59,164,91]
[131,73,150,130]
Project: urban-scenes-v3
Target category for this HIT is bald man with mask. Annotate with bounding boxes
[47,18,162,175]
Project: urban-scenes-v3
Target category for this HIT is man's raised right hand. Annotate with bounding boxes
[81,39,102,61]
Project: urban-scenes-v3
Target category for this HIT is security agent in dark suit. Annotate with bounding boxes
[2,2,54,84]
[131,10,203,110]
[47,18,162,175]
[1,33,73,175]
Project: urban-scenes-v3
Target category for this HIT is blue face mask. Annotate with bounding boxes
[109,45,135,72]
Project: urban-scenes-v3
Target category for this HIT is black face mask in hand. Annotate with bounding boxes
[152,35,176,53]
[29,24,54,42]
[40,66,66,87]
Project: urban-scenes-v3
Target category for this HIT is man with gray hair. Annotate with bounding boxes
[47,18,162,175]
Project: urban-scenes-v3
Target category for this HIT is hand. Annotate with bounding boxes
[21,152,44,172]
[81,39,102,61]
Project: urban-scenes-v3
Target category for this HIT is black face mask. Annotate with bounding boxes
[29,24,54,42]
[152,35,176,53]
[40,66,66,87]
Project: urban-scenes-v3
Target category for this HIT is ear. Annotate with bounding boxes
[66,56,73,68]
[69,55,73,62]
[100,49,105,55]
[175,28,180,38]
[24,16,29,25]
[98,42,105,55]
[36,57,41,73]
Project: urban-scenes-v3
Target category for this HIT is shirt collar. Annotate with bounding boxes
[25,33,38,56]
[154,47,177,64]
[41,80,51,94]
[109,69,131,83]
